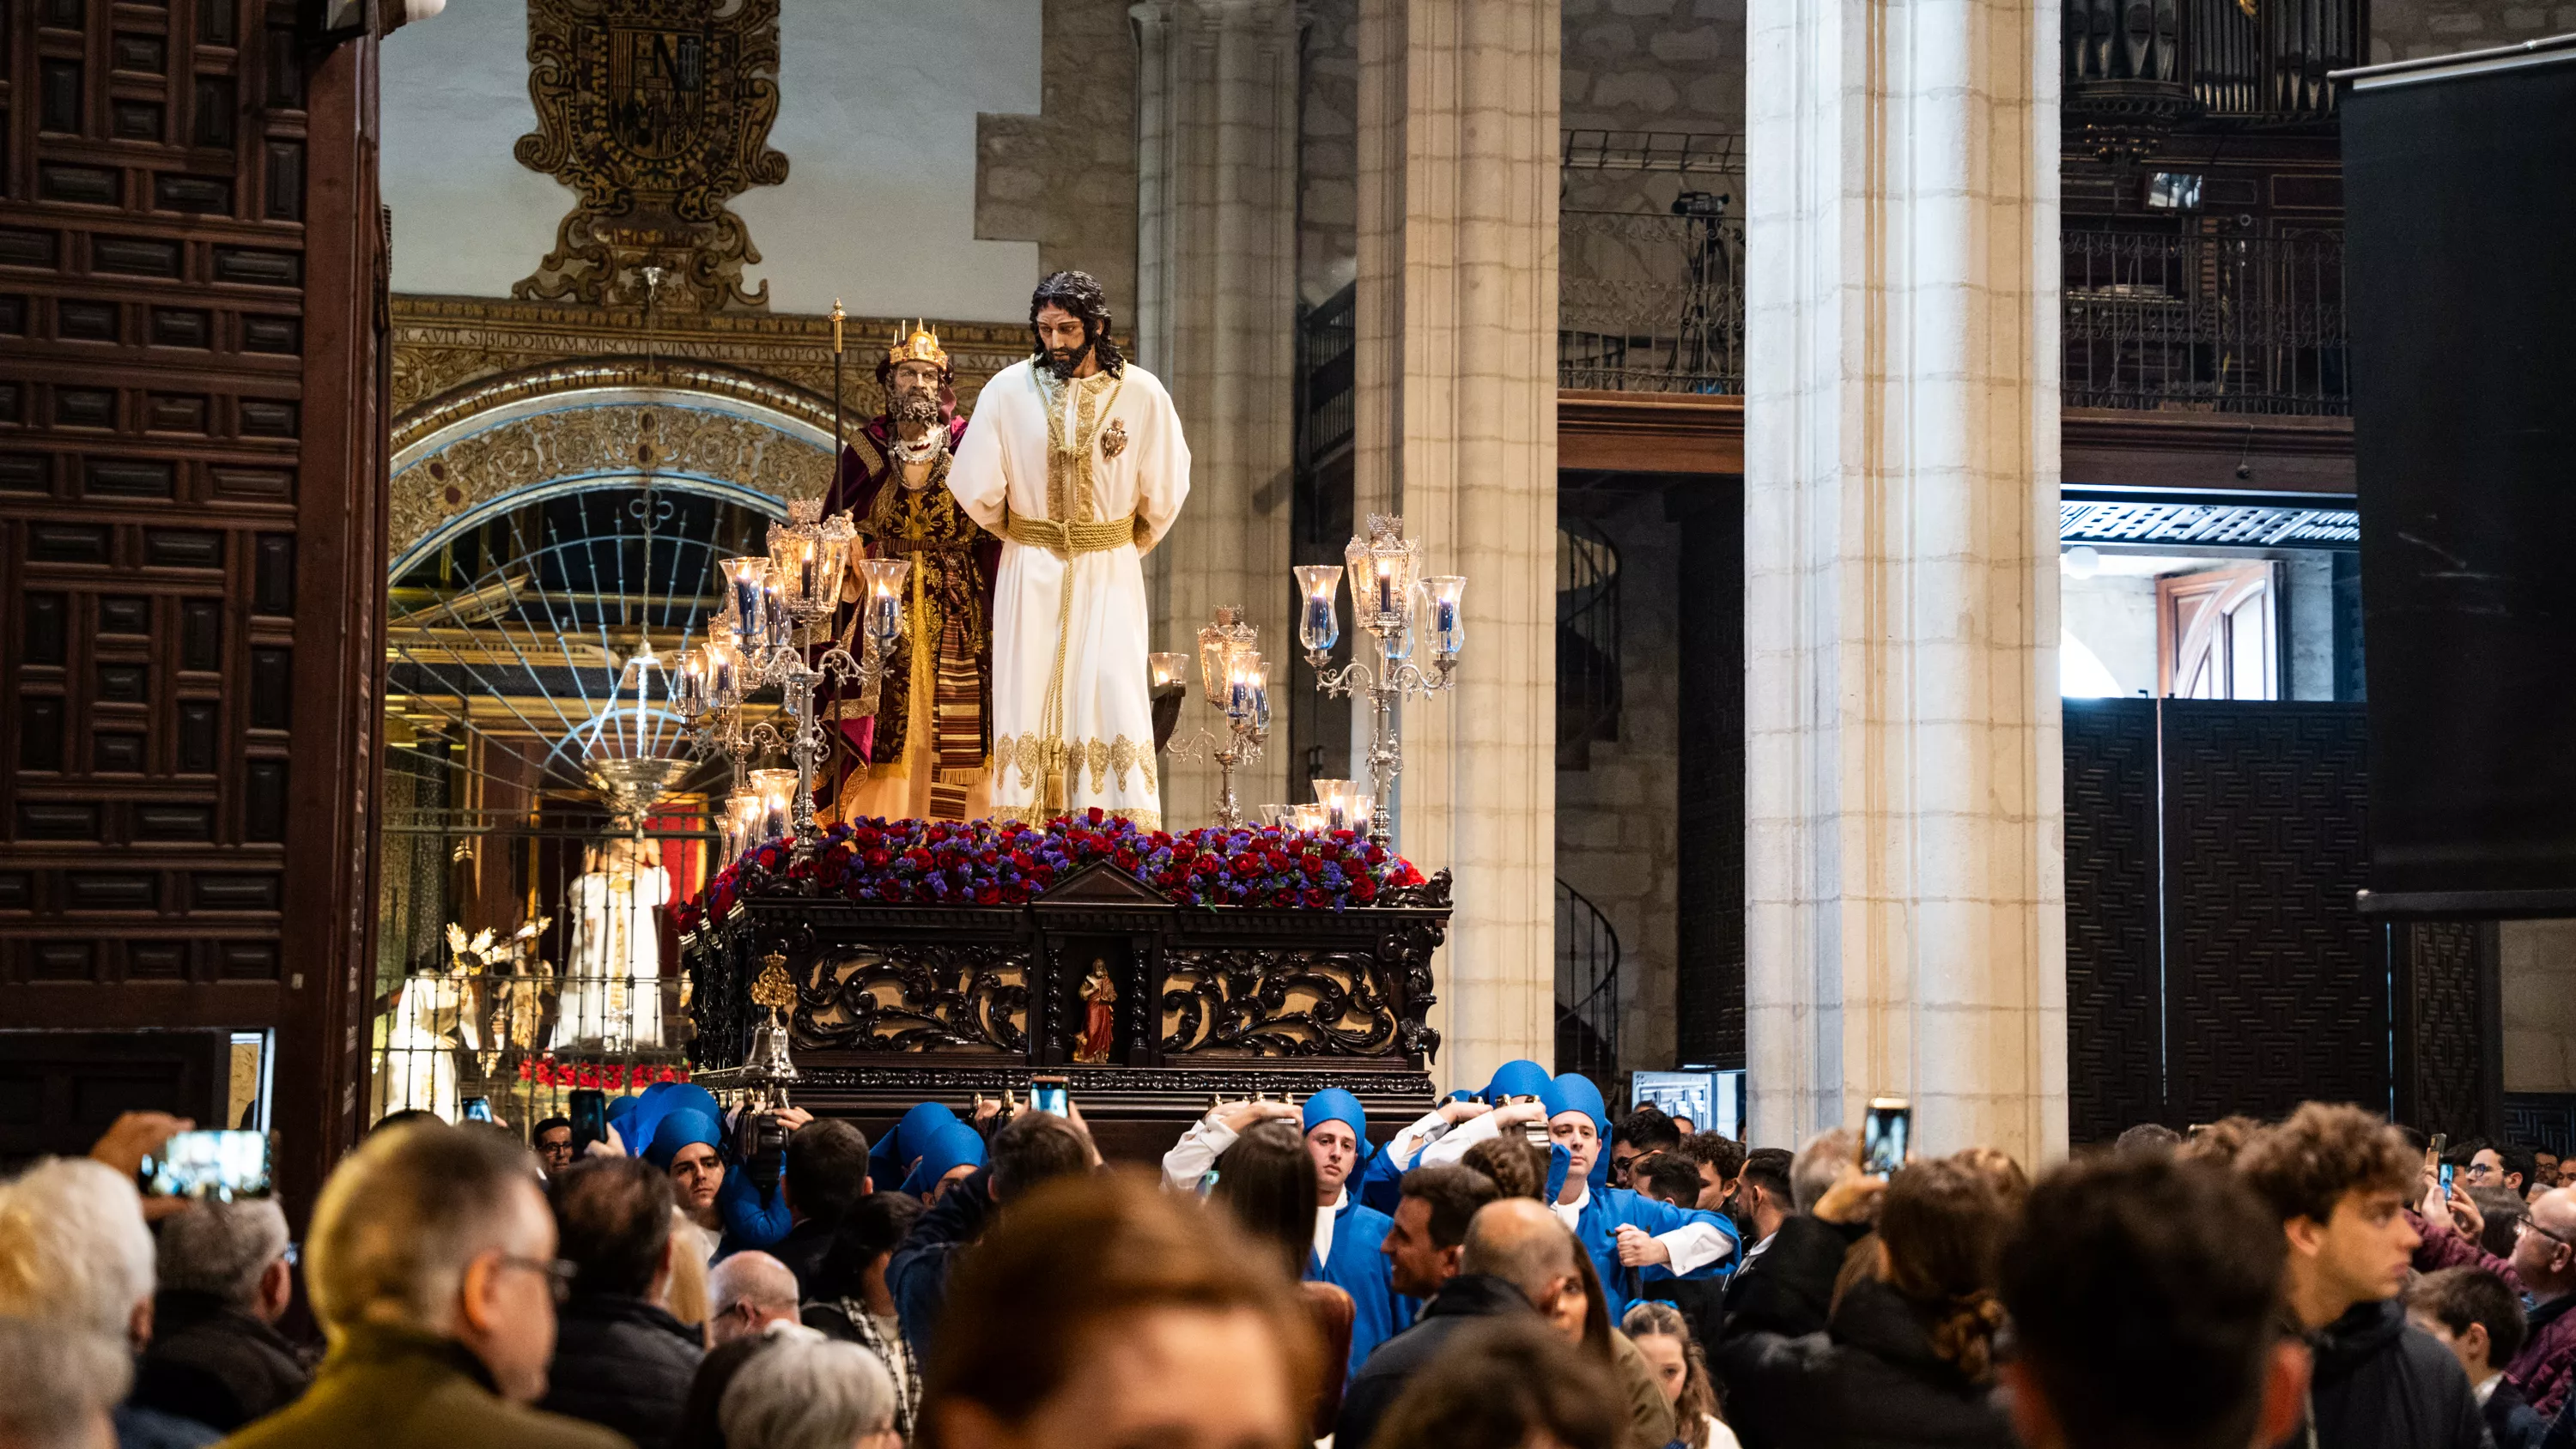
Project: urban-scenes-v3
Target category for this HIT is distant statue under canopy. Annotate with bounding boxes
[946,271,1191,828]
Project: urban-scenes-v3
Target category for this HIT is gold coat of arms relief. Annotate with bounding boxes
[513,0,791,312]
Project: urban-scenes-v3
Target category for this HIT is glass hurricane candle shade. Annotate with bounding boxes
[1311,778,1352,829]
[720,790,762,862]
[1148,652,1189,690]
[704,631,743,708]
[1197,609,1257,706]
[721,557,771,650]
[1419,576,1467,655]
[1291,803,1329,834]
[748,768,797,844]
[766,524,817,609]
[1294,565,1344,652]
[857,558,912,655]
[676,652,708,719]
[1346,792,1374,834]
[1346,521,1420,632]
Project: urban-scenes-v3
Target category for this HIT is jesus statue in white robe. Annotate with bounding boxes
[947,271,1190,829]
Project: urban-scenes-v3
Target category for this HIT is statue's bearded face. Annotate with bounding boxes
[888,361,943,427]
[1035,304,1093,379]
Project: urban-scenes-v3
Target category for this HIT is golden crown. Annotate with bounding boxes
[886,320,948,372]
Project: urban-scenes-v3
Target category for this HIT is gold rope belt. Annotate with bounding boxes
[1002,507,1139,813]
[1003,511,1137,555]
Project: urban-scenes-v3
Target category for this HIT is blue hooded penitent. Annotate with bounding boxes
[623,1082,723,1164]
[645,1108,722,1169]
[871,1101,963,1185]
[1483,1058,1553,1105]
[1541,1072,1613,1191]
[897,1119,987,1198]
[1301,1088,1372,1163]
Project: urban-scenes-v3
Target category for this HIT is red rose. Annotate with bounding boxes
[1352,876,1378,903]
[1114,849,1139,871]
[976,886,1001,905]
[1087,807,1107,825]
[1303,888,1332,909]
[1365,846,1388,864]
[1302,858,1326,879]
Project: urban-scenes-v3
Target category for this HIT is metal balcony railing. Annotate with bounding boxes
[1559,208,1745,396]
[2063,229,2348,415]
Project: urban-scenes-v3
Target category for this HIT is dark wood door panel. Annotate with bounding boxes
[0,0,379,1218]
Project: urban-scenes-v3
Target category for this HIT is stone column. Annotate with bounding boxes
[1742,1,2068,1161]
[1133,0,1302,828]
[1353,0,1560,1089]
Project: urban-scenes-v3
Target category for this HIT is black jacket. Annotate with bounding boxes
[1719,1278,2016,1449]
[1720,1216,1869,1343]
[760,1218,835,1297]
[2492,1377,2549,1449]
[2278,1300,2486,1449]
[538,1294,705,1449]
[889,1169,993,1358]
[1333,1274,1534,1449]
[131,1290,311,1432]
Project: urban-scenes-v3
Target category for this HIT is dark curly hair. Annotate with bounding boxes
[2236,1100,2417,1226]
[1029,270,1127,377]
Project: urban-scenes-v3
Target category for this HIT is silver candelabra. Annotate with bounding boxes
[1295,515,1466,849]
[677,500,911,863]
[1154,607,1273,830]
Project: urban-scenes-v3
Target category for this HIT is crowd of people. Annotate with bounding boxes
[3,1069,2574,1449]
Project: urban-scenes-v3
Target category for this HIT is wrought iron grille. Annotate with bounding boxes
[1558,519,1622,768]
[1556,878,1622,1084]
[1559,209,1745,395]
[1298,284,1357,466]
[2063,229,2348,415]
[373,810,716,1129]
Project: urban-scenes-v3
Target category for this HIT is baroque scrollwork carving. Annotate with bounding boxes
[391,402,834,561]
[514,0,792,311]
[1159,949,1401,1058]
[798,944,1030,1054]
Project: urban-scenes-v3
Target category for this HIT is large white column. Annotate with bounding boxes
[1133,0,1302,827]
[1354,0,1559,1089]
[1743,0,2068,1161]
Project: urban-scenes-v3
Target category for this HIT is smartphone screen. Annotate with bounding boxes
[2440,1161,2457,1192]
[1861,1099,1911,1176]
[462,1096,493,1123]
[141,1130,272,1201]
[1029,1078,1070,1117]
[569,1088,607,1153]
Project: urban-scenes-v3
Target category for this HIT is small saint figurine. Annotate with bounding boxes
[1074,958,1117,1064]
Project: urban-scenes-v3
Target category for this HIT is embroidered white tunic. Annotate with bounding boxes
[946,358,1190,828]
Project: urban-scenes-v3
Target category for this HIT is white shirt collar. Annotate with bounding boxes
[1312,1187,1347,1264]
[2476,1373,2502,1405]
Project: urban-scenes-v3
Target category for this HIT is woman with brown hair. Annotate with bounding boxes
[1721,1155,2017,1449]
[1207,1119,1356,1438]
[916,1172,1322,1449]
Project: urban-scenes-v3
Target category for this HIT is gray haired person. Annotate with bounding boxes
[0,1319,134,1449]
[718,1335,899,1449]
[133,1200,310,1431]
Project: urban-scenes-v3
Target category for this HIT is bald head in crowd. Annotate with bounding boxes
[1461,1197,1583,1312]
[707,1251,803,1346]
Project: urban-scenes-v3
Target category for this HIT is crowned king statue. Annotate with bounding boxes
[823,321,1005,822]
[946,272,1191,828]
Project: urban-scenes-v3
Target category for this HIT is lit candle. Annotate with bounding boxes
[1376,557,1394,615]
[722,557,769,647]
[708,635,738,704]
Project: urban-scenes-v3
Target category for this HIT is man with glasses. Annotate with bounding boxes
[2470,1144,2543,1199]
[2420,1175,2576,1420]
[227,1119,620,1449]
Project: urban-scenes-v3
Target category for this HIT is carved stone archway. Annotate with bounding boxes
[389,361,841,571]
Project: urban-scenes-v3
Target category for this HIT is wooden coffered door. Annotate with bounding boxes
[0,1,385,1208]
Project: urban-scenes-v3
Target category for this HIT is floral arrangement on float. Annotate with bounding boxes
[516,1059,693,1090]
[677,809,1429,931]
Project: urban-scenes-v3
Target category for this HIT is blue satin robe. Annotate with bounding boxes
[1307,1196,1413,1381]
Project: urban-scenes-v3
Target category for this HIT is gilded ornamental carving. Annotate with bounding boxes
[513,0,791,311]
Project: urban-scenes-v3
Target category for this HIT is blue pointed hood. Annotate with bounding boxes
[1301,1088,1373,1169]
[898,1119,987,1197]
[1483,1059,1553,1105]
[1541,1072,1613,1191]
[870,1101,963,1185]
